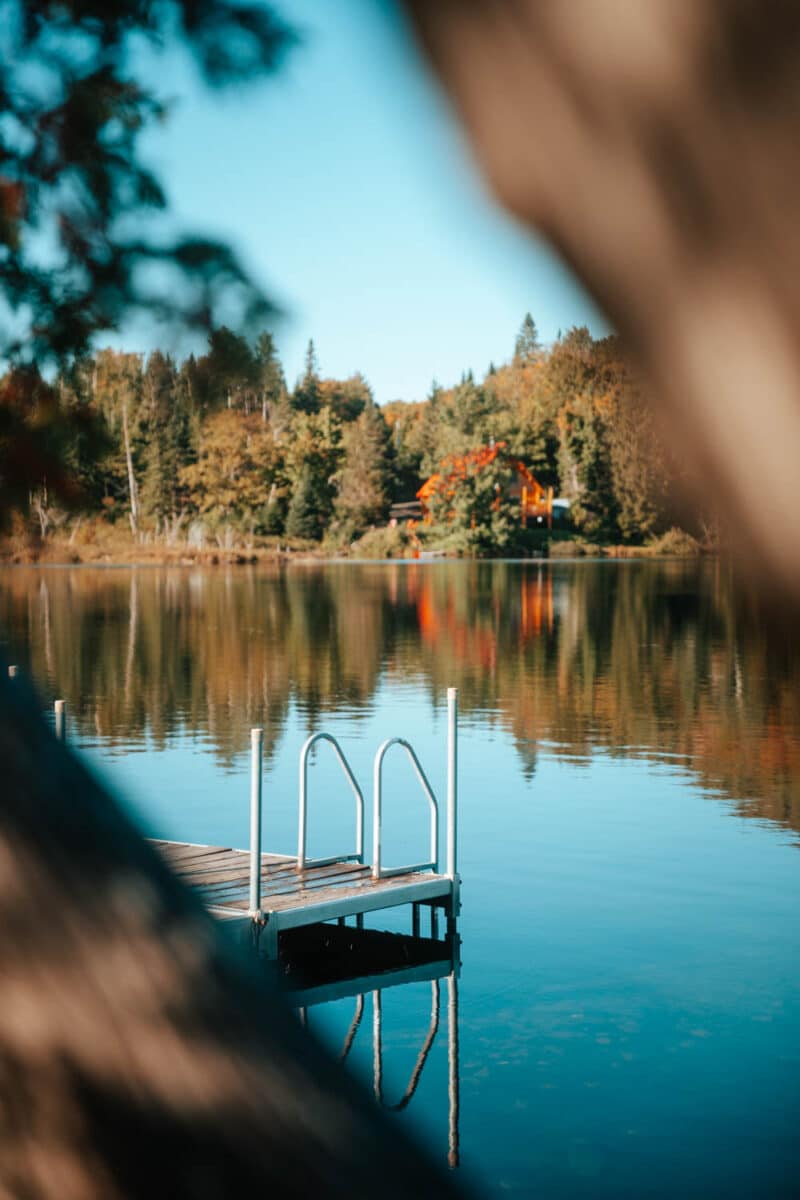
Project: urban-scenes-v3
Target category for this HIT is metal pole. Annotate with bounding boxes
[372,990,382,1101]
[372,750,382,879]
[298,748,307,870]
[8,665,18,678]
[447,971,460,1169]
[54,699,66,742]
[249,728,263,917]
[447,687,458,884]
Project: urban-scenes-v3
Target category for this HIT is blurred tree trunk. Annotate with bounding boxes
[0,667,463,1200]
[400,0,800,596]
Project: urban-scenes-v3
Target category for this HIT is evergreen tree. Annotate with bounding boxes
[514,312,541,364]
[292,339,321,414]
[55,355,111,507]
[140,352,189,523]
[282,407,343,533]
[331,404,392,538]
[255,331,288,426]
[196,327,258,413]
[285,463,323,539]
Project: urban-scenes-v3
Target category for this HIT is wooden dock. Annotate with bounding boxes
[147,686,462,959]
[152,839,456,957]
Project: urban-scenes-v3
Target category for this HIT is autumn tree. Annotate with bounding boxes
[320,372,371,423]
[424,447,519,554]
[180,411,282,533]
[330,404,392,540]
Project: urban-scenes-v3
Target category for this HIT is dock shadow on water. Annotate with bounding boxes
[2,559,800,1198]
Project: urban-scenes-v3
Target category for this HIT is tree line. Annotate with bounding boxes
[4,314,694,553]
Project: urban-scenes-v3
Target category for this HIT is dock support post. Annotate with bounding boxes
[249,728,263,919]
[447,687,460,919]
[54,699,66,742]
[8,665,18,678]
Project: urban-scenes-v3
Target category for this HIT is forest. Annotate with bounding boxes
[1,315,704,559]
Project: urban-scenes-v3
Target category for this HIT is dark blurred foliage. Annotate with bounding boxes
[0,0,293,520]
[0,365,108,529]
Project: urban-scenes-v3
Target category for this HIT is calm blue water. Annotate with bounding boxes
[1,560,798,1197]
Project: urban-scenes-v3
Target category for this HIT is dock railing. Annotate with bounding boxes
[247,686,458,915]
[297,732,365,871]
[372,738,439,879]
[372,686,458,886]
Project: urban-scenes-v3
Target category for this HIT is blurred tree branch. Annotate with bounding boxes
[0,0,292,526]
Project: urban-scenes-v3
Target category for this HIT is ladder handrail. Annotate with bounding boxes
[339,994,365,1063]
[298,732,365,870]
[373,981,440,1111]
[372,737,439,880]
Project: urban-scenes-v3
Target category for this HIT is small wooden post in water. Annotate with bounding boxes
[54,699,66,742]
[249,728,263,918]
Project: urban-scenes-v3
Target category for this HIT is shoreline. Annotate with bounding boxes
[0,521,711,569]
[0,543,714,569]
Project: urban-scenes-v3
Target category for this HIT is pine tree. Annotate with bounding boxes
[140,352,189,522]
[292,339,321,414]
[255,331,288,426]
[285,463,322,539]
[332,404,391,538]
[514,313,541,364]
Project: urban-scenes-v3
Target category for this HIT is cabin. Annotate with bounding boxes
[415,443,570,529]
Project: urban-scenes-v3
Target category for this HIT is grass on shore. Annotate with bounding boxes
[0,517,707,567]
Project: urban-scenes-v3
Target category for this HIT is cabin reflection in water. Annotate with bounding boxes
[280,920,461,1168]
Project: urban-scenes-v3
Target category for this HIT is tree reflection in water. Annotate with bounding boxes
[1,560,798,836]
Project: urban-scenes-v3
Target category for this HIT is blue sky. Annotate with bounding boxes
[138,0,606,404]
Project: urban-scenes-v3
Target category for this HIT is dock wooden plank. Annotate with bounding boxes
[157,845,230,864]
[174,857,340,884]
[151,840,454,940]
[216,870,449,914]
[167,854,243,876]
[197,866,372,905]
[196,865,370,902]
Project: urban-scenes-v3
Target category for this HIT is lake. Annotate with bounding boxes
[1,559,799,1198]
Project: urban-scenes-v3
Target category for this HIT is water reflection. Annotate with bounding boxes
[282,921,461,1169]
[1,559,798,835]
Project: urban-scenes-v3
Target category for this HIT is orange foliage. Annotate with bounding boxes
[416,443,552,522]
